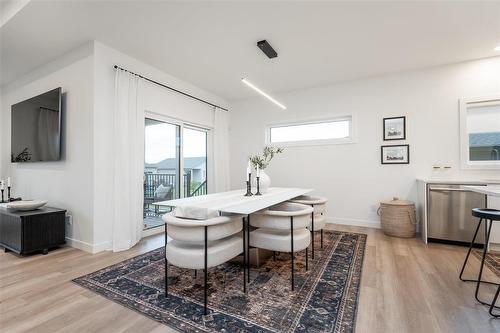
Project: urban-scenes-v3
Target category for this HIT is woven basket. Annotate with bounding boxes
[378,197,416,238]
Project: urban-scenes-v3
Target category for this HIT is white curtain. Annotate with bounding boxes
[213,107,230,192]
[111,70,144,251]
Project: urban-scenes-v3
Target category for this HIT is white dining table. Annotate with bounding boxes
[153,187,312,215]
[154,187,313,283]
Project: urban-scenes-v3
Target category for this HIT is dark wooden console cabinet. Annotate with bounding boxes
[0,207,66,255]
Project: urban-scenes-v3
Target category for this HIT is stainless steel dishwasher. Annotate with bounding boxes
[427,184,487,246]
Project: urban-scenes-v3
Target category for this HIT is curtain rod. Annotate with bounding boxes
[113,65,229,112]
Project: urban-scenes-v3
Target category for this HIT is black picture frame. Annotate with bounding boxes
[381,144,410,164]
[383,116,406,141]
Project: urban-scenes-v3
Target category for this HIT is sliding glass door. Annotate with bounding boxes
[182,127,208,198]
[144,118,180,230]
[143,117,210,230]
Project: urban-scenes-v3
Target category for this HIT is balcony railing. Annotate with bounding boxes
[190,180,207,197]
[144,173,207,218]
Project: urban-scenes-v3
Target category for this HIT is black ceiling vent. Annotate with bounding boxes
[257,40,278,59]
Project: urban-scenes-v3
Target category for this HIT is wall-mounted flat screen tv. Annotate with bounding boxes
[11,87,62,162]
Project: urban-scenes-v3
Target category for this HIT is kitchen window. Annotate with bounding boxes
[267,116,354,146]
[459,96,500,169]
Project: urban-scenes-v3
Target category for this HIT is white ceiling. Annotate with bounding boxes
[1,1,500,101]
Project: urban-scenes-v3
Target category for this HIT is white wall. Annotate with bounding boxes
[0,41,228,253]
[0,43,95,247]
[229,56,500,229]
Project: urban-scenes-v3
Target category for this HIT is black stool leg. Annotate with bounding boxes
[474,219,498,307]
[490,285,500,317]
[459,218,483,282]
[459,216,500,311]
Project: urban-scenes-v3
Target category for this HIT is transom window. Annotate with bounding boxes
[267,117,353,146]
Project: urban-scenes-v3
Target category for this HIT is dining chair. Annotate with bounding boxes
[162,212,245,315]
[249,202,313,291]
[289,195,328,259]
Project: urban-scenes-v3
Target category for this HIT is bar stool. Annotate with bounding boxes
[459,208,500,314]
[490,285,500,317]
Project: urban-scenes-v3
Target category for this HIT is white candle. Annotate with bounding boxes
[246,161,251,181]
[7,177,11,187]
[0,180,4,190]
[256,165,260,177]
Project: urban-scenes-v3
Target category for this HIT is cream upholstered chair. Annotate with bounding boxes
[289,195,328,259]
[249,202,313,291]
[162,211,245,315]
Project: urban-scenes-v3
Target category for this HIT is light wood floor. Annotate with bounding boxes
[1,225,499,333]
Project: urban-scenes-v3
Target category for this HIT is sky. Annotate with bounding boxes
[145,121,206,164]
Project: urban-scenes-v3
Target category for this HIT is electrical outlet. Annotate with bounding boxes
[65,215,73,226]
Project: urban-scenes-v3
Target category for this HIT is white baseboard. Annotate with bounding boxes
[327,216,381,229]
[142,226,164,238]
[65,217,380,253]
[490,243,500,252]
[92,240,111,253]
[65,237,110,254]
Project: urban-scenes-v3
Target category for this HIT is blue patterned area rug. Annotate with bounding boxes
[74,231,366,333]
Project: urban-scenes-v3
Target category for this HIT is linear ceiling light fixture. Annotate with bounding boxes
[241,78,287,110]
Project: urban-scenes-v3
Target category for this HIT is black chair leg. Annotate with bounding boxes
[305,247,308,271]
[243,218,246,293]
[204,226,208,315]
[165,223,168,296]
[247,215,251,283]
[165,258,168,296]
[290,216,295,291]
[311,210,315,260]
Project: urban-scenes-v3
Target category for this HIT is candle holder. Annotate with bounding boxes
[244,174,253,196]
[255,176,262,196]
[1,189,4,203]
[7,186,11,202]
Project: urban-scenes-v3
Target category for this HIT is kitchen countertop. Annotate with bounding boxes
[464,185,500,197]
[417,178,500,184]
